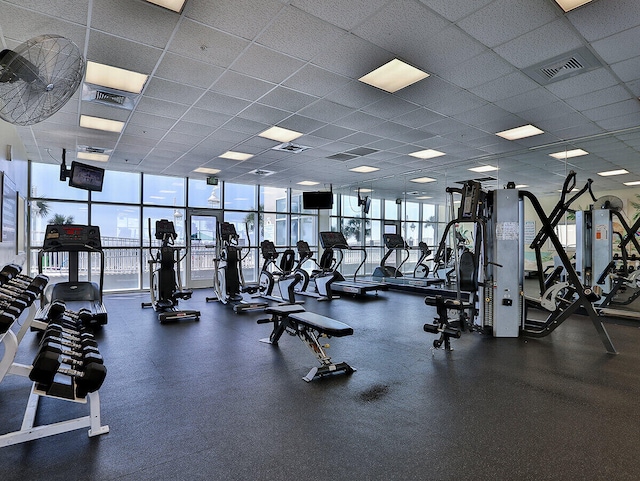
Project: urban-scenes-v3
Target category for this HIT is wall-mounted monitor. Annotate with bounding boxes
[68,161,105,192]
[302,191,333,210]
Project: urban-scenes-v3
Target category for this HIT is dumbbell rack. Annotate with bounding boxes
[0,268,109,448]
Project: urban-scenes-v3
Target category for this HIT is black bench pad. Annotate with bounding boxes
[265,305,306,315]
[288,311,353,337]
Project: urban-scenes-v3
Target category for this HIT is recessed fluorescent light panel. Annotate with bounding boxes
[496,125,544,140]
[298,181,319,186]
[79,115,124,133]
[358,188,373,193]
[194,167,221,175]
[349,166,379,173]
[469,165,498,173]
[416,196,433,200]
[358,58,429,93]
[549,149,589,159]
[554,0,592,12]
[409,149,446,159]
[259,126,303,143]
[219,151,253,161]
[410,177,436,184]
[85,61,148,94]
[145,0,186,13]
[623,181,640,186]
[515,184,528,189]
[598,169,629,177]
[77,152,109,162]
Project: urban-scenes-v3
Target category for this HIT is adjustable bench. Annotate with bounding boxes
[258,305,355,382]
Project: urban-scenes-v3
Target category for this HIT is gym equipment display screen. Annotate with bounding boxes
[69,161,105,192]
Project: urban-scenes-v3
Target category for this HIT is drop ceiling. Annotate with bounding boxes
[2,0,640,203]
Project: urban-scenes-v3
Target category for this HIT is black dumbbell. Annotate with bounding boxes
[41,328,100,355]
[47,300,96,327]
[0,263,24,285]
[29,349,107,398]
[40,339,103,365]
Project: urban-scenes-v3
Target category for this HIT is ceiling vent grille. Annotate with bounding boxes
[95,90,127,105]
[248,168,275,176]
[523,46,602,85]
[327,153,358,161]
[81,83,137,110]
[271,142,311,153]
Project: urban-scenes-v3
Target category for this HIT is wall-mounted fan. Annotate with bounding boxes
[0,34,85,126]
[595,195,624,212]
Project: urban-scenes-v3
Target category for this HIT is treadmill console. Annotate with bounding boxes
[383,233,406,249]
[319,231,348,249]
[43,224,102,251]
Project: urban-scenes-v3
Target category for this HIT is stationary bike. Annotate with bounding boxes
[142,219,200,323]
[257,240,303,304]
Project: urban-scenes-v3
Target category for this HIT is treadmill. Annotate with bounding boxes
[36,224,107,327]
[373,233,446,293]
[319,231,388,297]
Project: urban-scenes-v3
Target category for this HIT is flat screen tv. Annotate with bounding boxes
[302,191,333,210]
[69,161,105,192]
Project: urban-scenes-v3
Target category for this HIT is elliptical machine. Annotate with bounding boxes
[142,219,200,323]
[257,240,303,304]
[206,221,268,313]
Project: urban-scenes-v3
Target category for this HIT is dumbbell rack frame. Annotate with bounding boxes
[0,308,109,448]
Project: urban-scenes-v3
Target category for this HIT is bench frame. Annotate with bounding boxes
[258,306,355,382]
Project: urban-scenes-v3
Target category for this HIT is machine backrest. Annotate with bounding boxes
[280,249,296,274]
[318,248,334,270]
[458,250,478,292]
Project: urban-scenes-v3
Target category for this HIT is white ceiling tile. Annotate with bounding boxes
[439,50,515,89]
[184,0,283,40]
[564,85,631,111]
[610,56,640,83]
[193,92,252,115]
[87,32,163,74]
[209,71,276,101]
[291,0,390,31]
[545,68,619,99]
[469,72,539,102]
[282,65,351,97]
[155,53,225,88]
[144,78,205,105]
[457,0,559,48]
[591,25,640,64]
[231,44,306,84]
[91,0,178,48]
[419,0,494,23]
[298,100,355,123]
[169,19,250,67]
[493,19,584,69]
[566,0,640,42]
[258,86,319,112]
[256,5,344,61]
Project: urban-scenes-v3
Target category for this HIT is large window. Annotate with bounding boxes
[27,161,443,288]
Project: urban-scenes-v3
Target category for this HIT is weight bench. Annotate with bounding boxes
[258,305,355,382]
[423,295,473,351]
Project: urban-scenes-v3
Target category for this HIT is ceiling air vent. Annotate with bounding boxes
[81,83,137,110]
[95,90,127,106]
[346,147,379,157]
[248,168,275,176]
[327,153,358,161]
[523,46,602,85]
[271,142,311,153]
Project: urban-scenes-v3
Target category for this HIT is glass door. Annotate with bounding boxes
[187,209,222,288]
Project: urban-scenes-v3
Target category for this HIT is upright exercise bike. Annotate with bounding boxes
[142,219,200,323]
